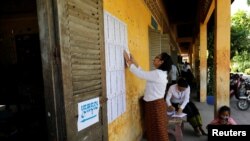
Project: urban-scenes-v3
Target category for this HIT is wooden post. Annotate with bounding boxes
[199,23,207,102]
[214,0,231,115]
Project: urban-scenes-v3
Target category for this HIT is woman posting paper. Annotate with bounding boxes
[124,51,172,141]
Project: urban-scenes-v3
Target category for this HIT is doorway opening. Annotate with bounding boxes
[0,0,48,141]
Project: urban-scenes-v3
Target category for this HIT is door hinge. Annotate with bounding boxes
[100,97,108,104]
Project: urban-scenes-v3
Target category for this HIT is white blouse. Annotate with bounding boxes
[129,64,168,102]
[168,64,178,82]
[165,84,190,109]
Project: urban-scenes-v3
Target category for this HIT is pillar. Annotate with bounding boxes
[214,0,231,115]
[199,23,207,103]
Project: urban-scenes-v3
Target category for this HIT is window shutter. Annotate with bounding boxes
[161,34,171,55]
[149,29,161,70]
[57,0,107,140]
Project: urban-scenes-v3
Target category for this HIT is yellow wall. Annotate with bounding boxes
[104,0,162,141]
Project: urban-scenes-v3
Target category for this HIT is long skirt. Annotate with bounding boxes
[144,98,169,141]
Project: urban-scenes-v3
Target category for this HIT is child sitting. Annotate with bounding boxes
[208,105,237,125]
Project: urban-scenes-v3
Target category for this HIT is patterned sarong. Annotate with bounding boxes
[144,98,169,141]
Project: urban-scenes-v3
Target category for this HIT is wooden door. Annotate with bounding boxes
[37,0,107,141]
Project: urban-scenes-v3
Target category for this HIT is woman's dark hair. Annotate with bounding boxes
[158,52,173,72]
[218,105,231,115]
[177,77,188,88]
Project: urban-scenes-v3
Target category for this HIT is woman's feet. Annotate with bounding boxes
[194,126,207,136]
[199,126,208,136]
[194,127,202,136]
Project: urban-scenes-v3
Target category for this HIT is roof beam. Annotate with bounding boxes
[203,0,215,24]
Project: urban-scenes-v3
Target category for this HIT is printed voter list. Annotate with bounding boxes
[207,125,250,140]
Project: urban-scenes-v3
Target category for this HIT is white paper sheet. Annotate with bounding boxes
[172,113,187,118]
[104,11,127,123]
[77,97,100,131]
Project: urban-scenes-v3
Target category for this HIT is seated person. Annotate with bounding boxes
[166,78,207,136]
[208,105,237,125]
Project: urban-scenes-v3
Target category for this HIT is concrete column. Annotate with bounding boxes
[193,43,199,77]
[189,46,193,70]
[199,23,207,103]
[192,44,196,76]
[192,42,200,96]
[194,40,200,81]
[214,0,231,114]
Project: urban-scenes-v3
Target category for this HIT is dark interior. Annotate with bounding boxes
[0,0,48,140]
[163,0,199,54]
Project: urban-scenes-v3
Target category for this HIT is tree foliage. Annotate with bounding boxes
[231,11,250,72]
[207,31,215,95]
[231,11,250,58]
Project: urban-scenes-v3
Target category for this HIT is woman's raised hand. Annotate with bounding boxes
[123,50,139,67]
[123,50,130,62]
[123,50,132,67]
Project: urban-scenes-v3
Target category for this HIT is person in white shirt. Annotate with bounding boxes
[168,64,179,84]
[181,62,195,92]
[165,64,179,96]
[166,78,207,136]
[124,51,172,141]
[182,61,191,72]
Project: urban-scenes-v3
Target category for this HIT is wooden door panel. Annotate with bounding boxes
[57,0,107,140]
